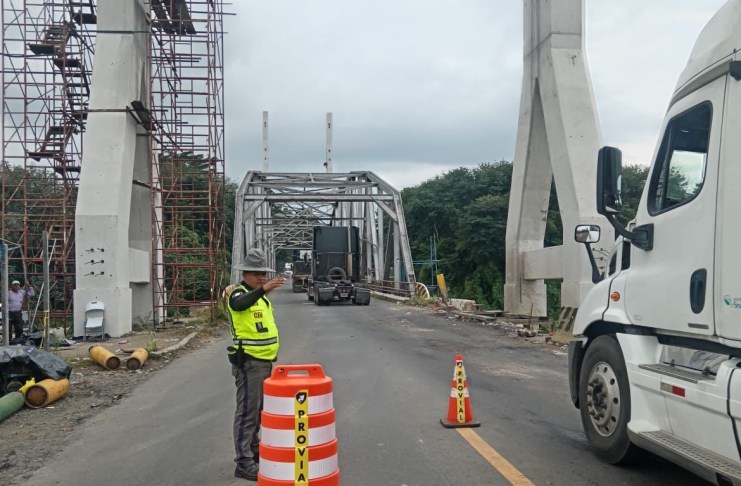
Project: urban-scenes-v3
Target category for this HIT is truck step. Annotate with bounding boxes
[632,430,741,482]
[638,363,715,384]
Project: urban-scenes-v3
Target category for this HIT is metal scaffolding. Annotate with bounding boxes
[1,0,96,325]
[1,0,226,331]
[147,0,226,323]
[231,171,416,292]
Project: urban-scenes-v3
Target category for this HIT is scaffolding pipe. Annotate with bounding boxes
[2,242,8,346]
[43,231,50,351]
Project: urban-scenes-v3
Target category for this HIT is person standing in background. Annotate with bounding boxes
[8,279,36,340]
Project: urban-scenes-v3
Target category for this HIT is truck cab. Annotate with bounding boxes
[291,260,311,293]
[569,2,741,484]
[308,225,371,306]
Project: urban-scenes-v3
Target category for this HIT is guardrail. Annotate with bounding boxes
[368,280,414,298]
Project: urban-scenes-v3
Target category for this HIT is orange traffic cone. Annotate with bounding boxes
[441,354,480,428]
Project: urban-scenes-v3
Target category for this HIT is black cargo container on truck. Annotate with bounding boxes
[308,225,371,306]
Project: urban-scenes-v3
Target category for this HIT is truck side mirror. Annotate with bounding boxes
[591,146,654,252]
[597,146,623,215]
[575,224,603,283]
[575,225,600,244]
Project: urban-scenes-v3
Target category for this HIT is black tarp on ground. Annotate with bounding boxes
[0,346,72,381]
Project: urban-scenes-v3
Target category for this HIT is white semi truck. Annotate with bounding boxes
[569,2,741,484]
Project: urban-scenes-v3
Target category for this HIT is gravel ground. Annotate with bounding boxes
[0,325,224,486]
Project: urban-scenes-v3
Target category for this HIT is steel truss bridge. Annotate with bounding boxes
[231,171,416,291]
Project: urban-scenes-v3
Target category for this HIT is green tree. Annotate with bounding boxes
[403,162,514,309]
[402,161,648,317]
[617,164,649,225]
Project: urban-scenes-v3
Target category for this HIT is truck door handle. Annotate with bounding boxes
[689,269,707,314]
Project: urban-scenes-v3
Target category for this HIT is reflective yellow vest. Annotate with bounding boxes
[227,285,279,361]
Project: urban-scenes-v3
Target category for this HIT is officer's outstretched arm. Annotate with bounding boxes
[262,277,287,293]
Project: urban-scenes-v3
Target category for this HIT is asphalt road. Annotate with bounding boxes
[23,287,712,486]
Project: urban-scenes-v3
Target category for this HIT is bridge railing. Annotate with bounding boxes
[368,280,414,298]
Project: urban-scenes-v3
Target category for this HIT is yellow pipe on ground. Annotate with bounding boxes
[89,345,121,370]
[25,378,70,409]
[126,348,149,370]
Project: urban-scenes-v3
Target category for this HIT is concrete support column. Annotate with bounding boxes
[129,119,153,326]
[74,0,149,337]
[505,0,613,316]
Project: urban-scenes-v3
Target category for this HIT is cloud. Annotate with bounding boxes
[586,1,727,166]
[224,1,522,186]
[0,1,729,188]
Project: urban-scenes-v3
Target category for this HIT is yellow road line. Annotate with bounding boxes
[457,428,536,486]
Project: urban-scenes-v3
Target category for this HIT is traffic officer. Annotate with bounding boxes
[226,248,286,481]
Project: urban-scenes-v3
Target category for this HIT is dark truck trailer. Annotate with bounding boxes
[291,260,310,293]
[308,225,371,306]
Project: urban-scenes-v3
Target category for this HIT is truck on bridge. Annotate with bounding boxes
[570,2,741,484]
[291,259,311,293]
[307,225,371,306]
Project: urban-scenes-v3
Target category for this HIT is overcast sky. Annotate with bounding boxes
[223,0,729,189]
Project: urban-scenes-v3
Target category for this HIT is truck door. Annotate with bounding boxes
[624,76,725,336]
[715,57,741,342]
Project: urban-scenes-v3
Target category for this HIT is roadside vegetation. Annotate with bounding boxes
[2,160,646,321]
[401,161,648,319]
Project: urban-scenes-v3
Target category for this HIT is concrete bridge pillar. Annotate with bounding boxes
[504,0,613,316]
[74,0,151,337]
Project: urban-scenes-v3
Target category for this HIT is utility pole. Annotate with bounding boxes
[325,112,333,173]
[262,111,269,172]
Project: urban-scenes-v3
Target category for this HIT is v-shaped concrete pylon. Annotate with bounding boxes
[504,0,613,317]
[73,0,153,337]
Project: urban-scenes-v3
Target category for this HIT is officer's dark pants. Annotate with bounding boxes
[233,359,272,469]
[9,311,24,340]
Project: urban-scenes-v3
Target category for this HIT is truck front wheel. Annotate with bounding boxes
[578,335,640,465]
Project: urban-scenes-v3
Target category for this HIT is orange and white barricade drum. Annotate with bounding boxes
[259,364,340,485]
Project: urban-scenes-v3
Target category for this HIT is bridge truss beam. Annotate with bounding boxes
[231,171,416,290]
